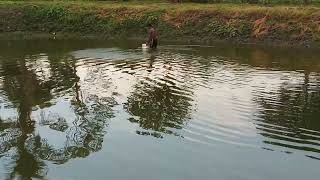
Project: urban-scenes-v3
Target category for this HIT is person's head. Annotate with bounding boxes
[147,23,154,28]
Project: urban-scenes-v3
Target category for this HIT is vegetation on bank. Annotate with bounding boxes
[2,0,320,5]
[0,1,320,45]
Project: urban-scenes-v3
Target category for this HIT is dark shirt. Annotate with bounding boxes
[148,27,157,43]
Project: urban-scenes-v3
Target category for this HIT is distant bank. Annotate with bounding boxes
[0,1,320,47]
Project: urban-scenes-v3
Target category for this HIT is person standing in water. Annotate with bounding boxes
[147,24,158,49]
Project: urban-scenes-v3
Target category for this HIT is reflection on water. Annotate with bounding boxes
[124,67,194,138]
[0,40,320,179]
[255,73,320,157]
[0,41,117,178]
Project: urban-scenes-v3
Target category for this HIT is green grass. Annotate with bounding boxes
[1,0,320,4]
[1,0,320,14]
[0,1,320,44]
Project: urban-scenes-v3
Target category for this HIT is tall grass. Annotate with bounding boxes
[0,0,320,5]
[0,0,319,44]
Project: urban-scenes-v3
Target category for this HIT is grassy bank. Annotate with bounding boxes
[1,1,320,45]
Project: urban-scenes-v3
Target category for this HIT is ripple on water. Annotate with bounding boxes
[0,43,320,166]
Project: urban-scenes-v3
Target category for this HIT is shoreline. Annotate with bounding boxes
[0,32,318,48]
[1,1,320,48]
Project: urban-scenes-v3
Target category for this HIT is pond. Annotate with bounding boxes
[0,39,319,179]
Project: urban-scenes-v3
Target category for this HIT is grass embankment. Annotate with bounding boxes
[0,1,320,45]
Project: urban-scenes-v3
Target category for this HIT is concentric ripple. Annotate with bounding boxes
[0,40,320,179]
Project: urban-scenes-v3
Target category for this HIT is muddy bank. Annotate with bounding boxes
[0,2,320,47]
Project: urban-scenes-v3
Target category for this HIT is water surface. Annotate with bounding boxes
[0,40,319,180]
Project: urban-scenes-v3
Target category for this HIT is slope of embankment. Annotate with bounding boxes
[1,1,320,46]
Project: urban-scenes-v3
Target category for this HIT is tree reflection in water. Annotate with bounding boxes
[0,45,116,178]
[35,94,117,164]
[0,54,51,179]
[125,80,193,138]
[1,40,319,179]
[124,53,194,138]
[255,71,320,159]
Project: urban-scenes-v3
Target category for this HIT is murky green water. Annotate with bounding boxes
[0,39,319,180]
